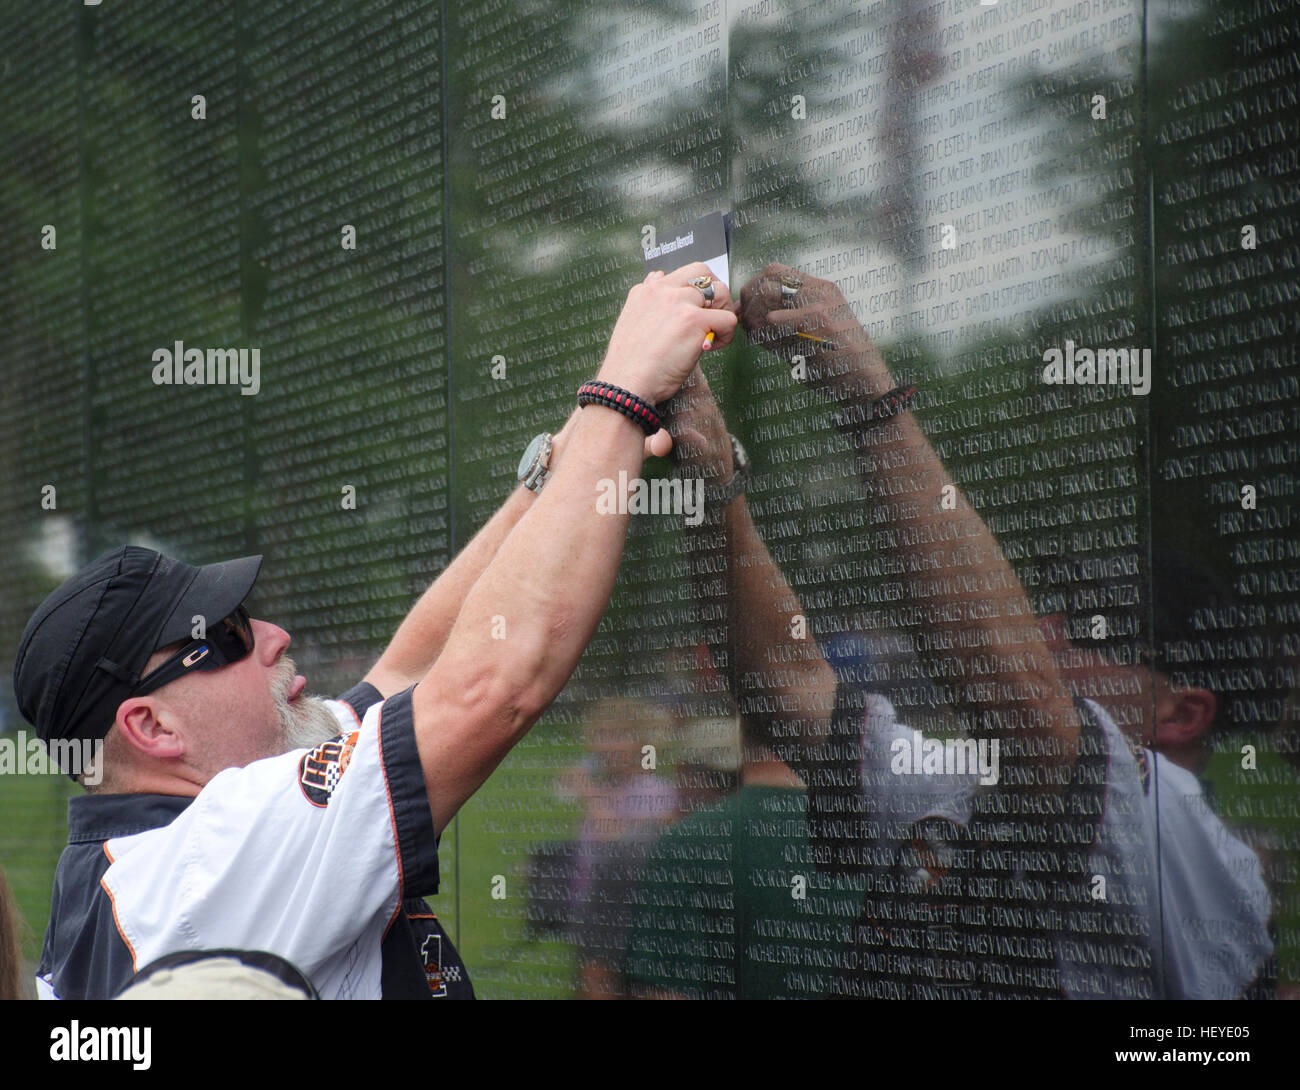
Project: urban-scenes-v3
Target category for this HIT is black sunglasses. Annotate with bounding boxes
[131,606,256,696]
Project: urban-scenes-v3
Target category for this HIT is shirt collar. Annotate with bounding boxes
[66,792,195,844]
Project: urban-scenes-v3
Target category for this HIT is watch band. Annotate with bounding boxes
[675,433,750,511]
[517,432,553,493]
[706,434,751,507]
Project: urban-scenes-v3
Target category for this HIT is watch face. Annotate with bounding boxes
[518,434,544,479]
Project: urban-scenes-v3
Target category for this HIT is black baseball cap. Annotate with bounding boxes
[13,545,263,746]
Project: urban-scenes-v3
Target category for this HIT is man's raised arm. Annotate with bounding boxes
[363,481,535,698]
[412,264,737,832]
[365,415,673,697]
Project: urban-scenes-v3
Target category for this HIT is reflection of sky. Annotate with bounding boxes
[579,0,1150,354]
[582,5,729,205]
[25,517,79,582]
[523,6,731,276]
[736,0,1143,351]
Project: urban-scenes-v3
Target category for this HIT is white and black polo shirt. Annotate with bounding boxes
[37,682,473,1000]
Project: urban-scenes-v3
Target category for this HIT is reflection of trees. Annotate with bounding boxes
[709,4,1149,681]
[1,0,1294,994]
[703,0,1294,661]
[4,2,1288,647]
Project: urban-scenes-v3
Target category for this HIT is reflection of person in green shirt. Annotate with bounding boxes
[621,721,863,1000]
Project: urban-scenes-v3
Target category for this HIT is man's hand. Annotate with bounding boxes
[738,262,889,404]
[598,262,738,409]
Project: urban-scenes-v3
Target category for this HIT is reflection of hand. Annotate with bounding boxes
[738,262,890,404]
[598,262,739,410]
[666,368,733,486]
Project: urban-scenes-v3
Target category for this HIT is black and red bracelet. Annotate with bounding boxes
[870,384,918,422]
[577,380,663,435]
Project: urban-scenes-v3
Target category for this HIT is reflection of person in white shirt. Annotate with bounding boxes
[842,661,1271,999]
[1032,603,1272,999]
[675,263,1273,999]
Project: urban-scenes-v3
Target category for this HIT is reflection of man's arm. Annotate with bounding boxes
[739,264,1080,783]
[671,368,835,754]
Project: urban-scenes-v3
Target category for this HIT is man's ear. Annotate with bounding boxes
[114,697,186,762]
[1155,687,1217,748]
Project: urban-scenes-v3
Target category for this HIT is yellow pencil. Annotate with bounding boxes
[795,331,839,351]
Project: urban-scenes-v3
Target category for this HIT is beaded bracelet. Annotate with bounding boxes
[869,384,918,422]
[577,380,663,435]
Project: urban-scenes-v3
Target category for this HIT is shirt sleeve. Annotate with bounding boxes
[1060,698,1272,999]
[805,681,974,876]
[857,692,976,833]
[336,680,385,720]
[99,686,438,999]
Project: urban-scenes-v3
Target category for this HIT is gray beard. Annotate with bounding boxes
[272,656,346,751]
[280,693,343,751]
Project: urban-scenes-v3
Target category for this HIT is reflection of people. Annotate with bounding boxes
[560,700,679,850]
[557,697,678,999]
[621,711,862,999]
[0,868,26,1000]
[1030,552,1276,998]
[685,263,1272,998]
[14,263,737,999]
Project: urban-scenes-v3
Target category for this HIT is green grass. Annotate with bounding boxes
[0,768,78,969]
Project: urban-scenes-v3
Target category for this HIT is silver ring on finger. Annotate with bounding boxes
[780,275,803,301]
[689,275,715,303]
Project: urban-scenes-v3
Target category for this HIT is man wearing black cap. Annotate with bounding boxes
[15,545,425,999]
[13,264,738,1000]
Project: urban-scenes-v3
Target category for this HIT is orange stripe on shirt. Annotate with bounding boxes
[99,844,138,973]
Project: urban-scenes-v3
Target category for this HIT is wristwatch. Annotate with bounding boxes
[706,434,751,507]
[517,432,553,493]
[675,433,751,510]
